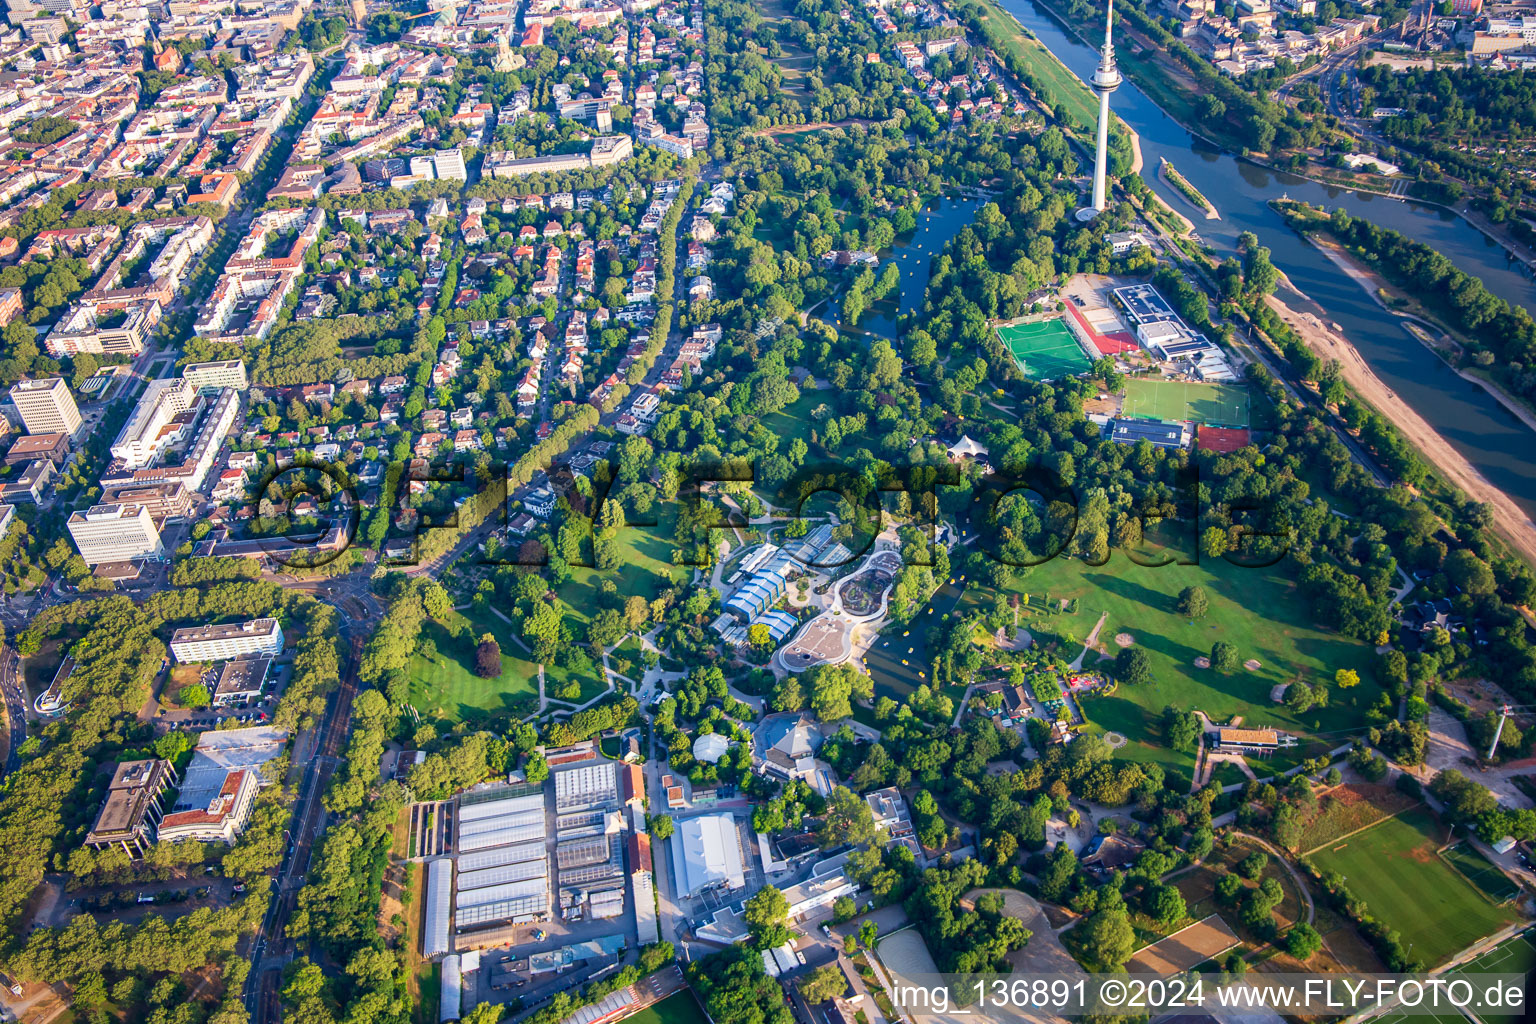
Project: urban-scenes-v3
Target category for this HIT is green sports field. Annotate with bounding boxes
[1441,842,1520,903]
[1121,378,1250,427]
[996,318,1092,380]
[1452,929,1536,1024]
[1367,1009,1471,1024]
[625,991,708,1024]
[1308,807,1520,967]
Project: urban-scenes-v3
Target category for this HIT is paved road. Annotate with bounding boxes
[247,633,364,1024]
[0,645,23,774]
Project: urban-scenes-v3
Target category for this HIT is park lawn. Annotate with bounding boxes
[555,506,680,631]
[1207,761,1250,790]
[625,991,708,1024]
[1307,806,1520,967]
[544,657,609,706]
[962,527,1383,786]
[968,0,1100,133]
[406,606,539,725]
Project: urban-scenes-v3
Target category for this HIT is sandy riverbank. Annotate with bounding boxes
[1266,290,1536,568]
[1309,236,1536,438]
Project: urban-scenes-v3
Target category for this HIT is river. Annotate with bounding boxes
[998,0,1536,518]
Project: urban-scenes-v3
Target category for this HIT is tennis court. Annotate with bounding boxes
[997,318,1093,380]
[1122,378,1250,427]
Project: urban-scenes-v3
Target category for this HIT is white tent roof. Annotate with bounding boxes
[692,732,731,764]
[947,434,988,459]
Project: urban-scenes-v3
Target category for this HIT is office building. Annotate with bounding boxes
[169,618,284,663]
[85,759,177,856]
[157,727,285,844]
[9,378,82,437]
[66,503,163,564]
[157,768,259,844]
[433,147,467,181]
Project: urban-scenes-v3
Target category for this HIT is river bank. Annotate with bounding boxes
[1306,235,1536,440]
[1023,0,1536,280]
[1266,289,1536,565]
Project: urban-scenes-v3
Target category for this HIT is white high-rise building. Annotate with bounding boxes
[9,377,82,436]
[182,359,248,392]
[66,503,163,564]
[433,147,467,182]
[1081,0,1121,221]
[169,618,285,663]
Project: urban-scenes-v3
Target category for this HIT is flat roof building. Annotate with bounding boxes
[1110,419,1190,450]
[9,378,81,437]
[85,759,177,856]
[670,813,745,897]
[4,432,69,466]
[159,727,285,844]
[213,657,271,705]
[157,768,259,844]
[423,858,454,958]
[553,762,618,812]
[183,359,249,392]
[170,618,284,663]
[111,378,199,470]
[67,503,163,565]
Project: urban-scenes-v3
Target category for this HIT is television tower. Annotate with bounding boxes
[1080,0,1121,221]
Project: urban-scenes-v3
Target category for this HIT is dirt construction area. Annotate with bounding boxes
[1126,914,1241,974]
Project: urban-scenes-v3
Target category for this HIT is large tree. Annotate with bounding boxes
[817,785,880,849]
[1176,585,1209,619]
[797,965,848,1004]
[743,885,791,949]
[474,633,502,678]
[1115,646,1150,685]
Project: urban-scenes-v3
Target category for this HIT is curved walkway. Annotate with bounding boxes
[1231,831,1315,926]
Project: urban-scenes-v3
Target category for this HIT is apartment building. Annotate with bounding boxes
[183,359,249,392]
[169,618,285,663]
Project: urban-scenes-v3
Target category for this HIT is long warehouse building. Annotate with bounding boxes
[457,791,545,822]
[458,809,544,838]
[457,860,548,891]
[423,859,453,959]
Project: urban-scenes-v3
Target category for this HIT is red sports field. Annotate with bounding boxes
[1197,425,1251,453]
